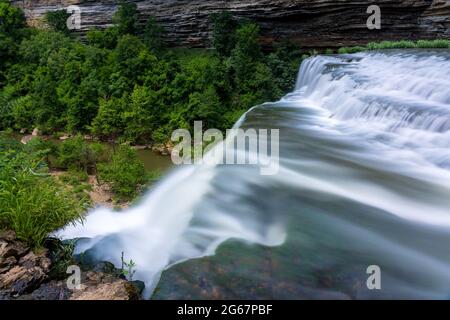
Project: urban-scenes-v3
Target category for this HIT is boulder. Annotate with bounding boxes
[69,271,141,300]
[0,231,51,297]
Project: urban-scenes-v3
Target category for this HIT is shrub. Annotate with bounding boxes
[0,135,87,247]
[211,11,237,57]
[98,145,147,201]
[58,135,109,173]
[141,17,166,53]
[45,10,70,35]
[113,0,139,36]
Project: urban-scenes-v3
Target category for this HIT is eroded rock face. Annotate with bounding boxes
[0,231,51,298]
[0,231,141,300]
[10,0,450,49]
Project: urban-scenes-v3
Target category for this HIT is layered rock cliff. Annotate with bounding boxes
[10,0,450,49]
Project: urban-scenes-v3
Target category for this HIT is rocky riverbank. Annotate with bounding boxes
[0,230,143,300]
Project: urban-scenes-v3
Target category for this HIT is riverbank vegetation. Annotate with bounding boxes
[0,133,87,247]
[337,39,450,54]
[0,1,302,145]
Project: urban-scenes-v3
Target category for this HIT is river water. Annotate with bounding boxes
[59,50,450,299]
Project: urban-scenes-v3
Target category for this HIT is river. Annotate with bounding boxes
[58,49,450,299]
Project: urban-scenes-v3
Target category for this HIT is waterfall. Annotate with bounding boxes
[58,49,450,299]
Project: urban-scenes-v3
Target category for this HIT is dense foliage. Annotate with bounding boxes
[337,39,450,53]
[98,145,148,200]
[0,134,87,247]
[0,2,301,145]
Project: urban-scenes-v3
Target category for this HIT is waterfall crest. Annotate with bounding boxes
[59,50,450,299]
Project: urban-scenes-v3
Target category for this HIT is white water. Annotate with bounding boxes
[59,50,450,299]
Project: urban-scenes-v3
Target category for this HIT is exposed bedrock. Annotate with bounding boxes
[10,1,450,49]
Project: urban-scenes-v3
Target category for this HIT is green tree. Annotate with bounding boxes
[45,10,70,35]
[0,0,26,36]
[0,0,26,83]
[98,145,147,200]
[141,17,166,54]
[87,27,120,49]
[91,96,127,140]
[113,0,139,36]
[211,11,237,57]
[123,85,163,143]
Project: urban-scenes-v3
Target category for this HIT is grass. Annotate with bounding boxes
[0,173,88,247]
[337,39,450,54]
[0,134,88,247]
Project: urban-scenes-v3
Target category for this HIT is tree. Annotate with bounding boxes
[45,10,70,35]
[123,85,162,143]
[87,27,120,49]
[228,22,263,91]
[91,96,127,140]
[211,11,237,57]
[0,0,26,35]
[141,17,166,53]
[98,145,147,200]
[113,0,139,36]
[0,0,26,82]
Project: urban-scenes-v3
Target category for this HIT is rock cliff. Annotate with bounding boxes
[10,0,450,49]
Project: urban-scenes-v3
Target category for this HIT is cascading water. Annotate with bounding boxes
[59,49,450,299]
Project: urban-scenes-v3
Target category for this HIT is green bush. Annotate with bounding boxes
[0,135,87,247]
[211,11,237,57]
[339,39,450,54]
[113,0,139,36]
[45,10,70,35]
[98,145,148,201]
[58,135,109,173]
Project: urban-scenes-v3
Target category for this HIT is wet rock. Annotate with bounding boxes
[152,144,169,155]
[131,145,149,150]
[20,135,34,145]
[0,232,141,300]
[0,231,51,297]
[0,249,51,296]
[70,272,141,300]
[59,134,70,141]
[130,280,145,296]
[18,280,71,300]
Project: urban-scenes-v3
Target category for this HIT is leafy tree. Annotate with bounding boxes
[45,10,70,35]
[98,145,147,200]
[0,0,26,36]
[113,0,139,36]
[123,85,162,143]
[87,27,120,49]
[211,11,237,57]
[141,16,166,54]
[91,96,127,140]
[0,0,26,83]
[58,135,107,174]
